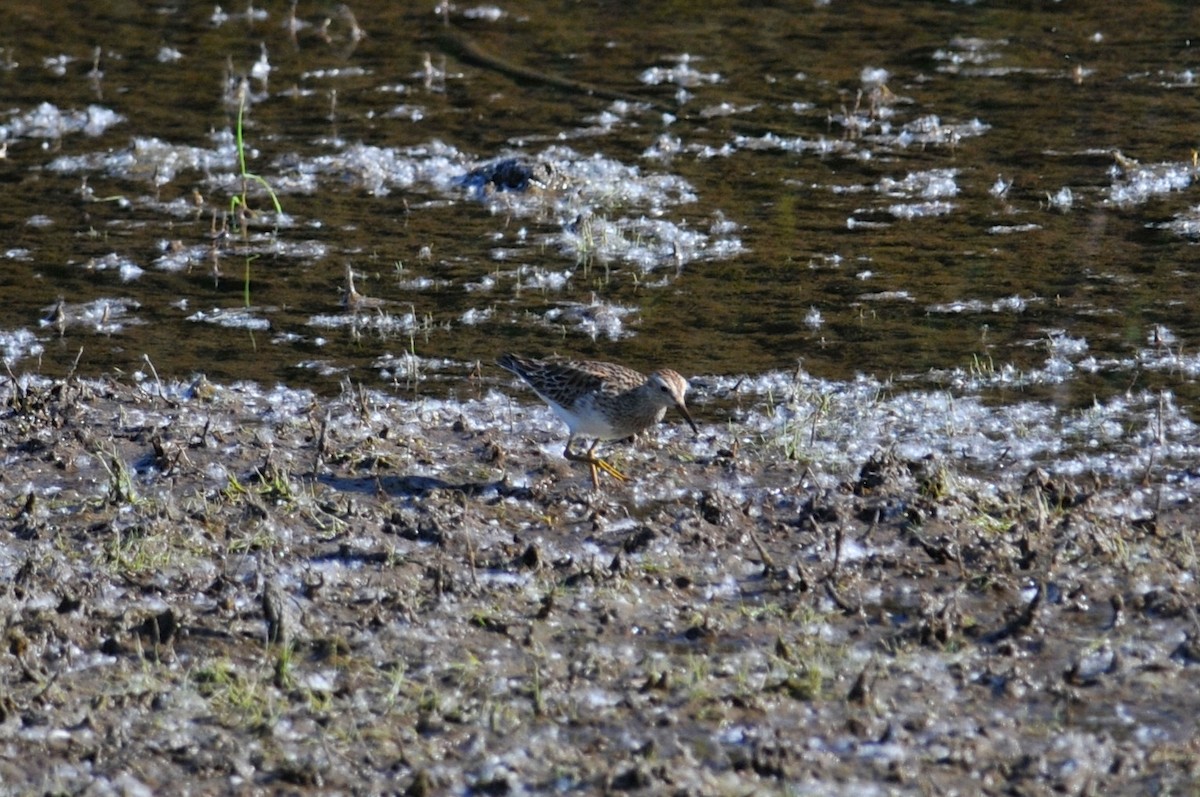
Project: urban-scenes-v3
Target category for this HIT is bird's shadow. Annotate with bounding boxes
[316,471,533,500]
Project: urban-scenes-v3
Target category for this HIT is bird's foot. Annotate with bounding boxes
[567,449,629,488]
[591,457,629,484]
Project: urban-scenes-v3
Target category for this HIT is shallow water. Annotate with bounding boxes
[4,0,1200,416]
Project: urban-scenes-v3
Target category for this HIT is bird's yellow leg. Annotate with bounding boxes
[564,438,629,486]
[591,458,629,483]
[583,439,629,484]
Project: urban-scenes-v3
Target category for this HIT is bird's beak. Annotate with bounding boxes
[677,402,699,436]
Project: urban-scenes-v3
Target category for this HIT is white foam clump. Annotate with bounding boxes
[734,132,857,157]
[987,223,1041,235]
[561,147,700,208]
[889,115,991,148]
[541,300,636,341]
[639,54,722,87]
[1137,347,1200,379]
[464,275,496,292]
[722,365,1200,505]
[0,328,44,365]
[517,266,572,291]
[926,295,1037,315]
[305,140,464,197]
[876,169,958,199]
[932,37,1007,72]
[1046,331,1088,357]
[462,6,506,20]
[860,290,912,302]
[1154,205,1200,238]
[81,253,145,282]
[1107,159,1193,207]
[307,309,418,334]
[699,102,758,118]
[575,217,709,273]
[1048,186,1074,210]
[642,133,684,161]
[256,383,316,421]
[300,67,369,80]
[385,104,425,122]
[887,201,955,220]
[153,244,210,273]
[860,66,890,86]
[459,307,492,326]
[48,133,237,186]
[1,102,124,140]
[302,142,747,277]
[397,275,450,291]
[82,299,142,334]
[186,308,271,331]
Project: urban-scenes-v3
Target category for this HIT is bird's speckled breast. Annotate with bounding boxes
[567,387,667,440]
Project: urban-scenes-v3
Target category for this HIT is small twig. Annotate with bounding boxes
[142,353,168,404]
[746,526,775,573]
[827,524,843,581]
[66,347,84,380]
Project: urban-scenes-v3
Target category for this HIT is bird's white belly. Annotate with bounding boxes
[551,393,663,440]
[550,399,621,439]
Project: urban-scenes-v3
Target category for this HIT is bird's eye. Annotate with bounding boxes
[660,385,669,393]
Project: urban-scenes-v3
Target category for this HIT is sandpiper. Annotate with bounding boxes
[497,353,698,488]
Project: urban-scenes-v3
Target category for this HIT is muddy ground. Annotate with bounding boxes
[1,372,1198,795]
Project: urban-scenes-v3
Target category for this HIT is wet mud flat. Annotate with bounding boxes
[1,373,1198,795]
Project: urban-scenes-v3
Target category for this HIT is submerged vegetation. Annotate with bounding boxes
[228,83,284,306]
